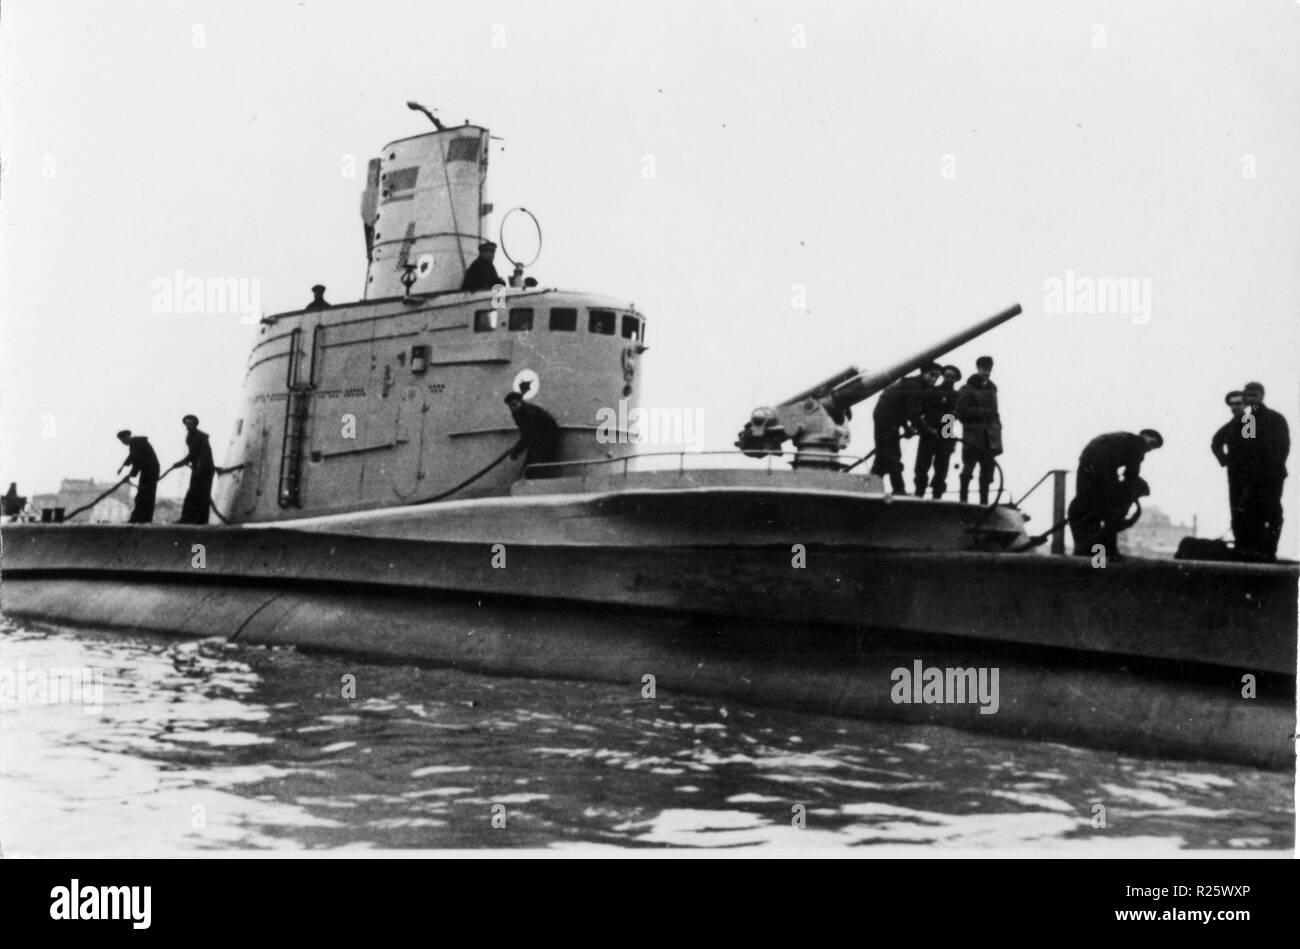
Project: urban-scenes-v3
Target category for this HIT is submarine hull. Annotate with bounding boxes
[4,484,1295,769]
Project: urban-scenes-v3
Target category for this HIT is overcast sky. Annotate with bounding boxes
[2,0,1296,554]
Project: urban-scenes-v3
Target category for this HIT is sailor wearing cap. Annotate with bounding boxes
[1210,390,1247,547]
[914,364,962,498]
[504,391,561,474]
[1067,428,1163,560]
[871,364,942,494]
[305,284,331,311]
[462,241,505,292]
[175,414,216,525]
[1235,381,1290,560]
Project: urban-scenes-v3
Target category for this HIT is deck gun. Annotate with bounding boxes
[736,303,1023,467]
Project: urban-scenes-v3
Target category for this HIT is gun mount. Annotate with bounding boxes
[737,303,1023,467]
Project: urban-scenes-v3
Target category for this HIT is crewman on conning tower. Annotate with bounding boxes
[462,241,504,292]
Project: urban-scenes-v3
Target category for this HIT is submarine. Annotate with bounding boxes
[3,110,1295,770]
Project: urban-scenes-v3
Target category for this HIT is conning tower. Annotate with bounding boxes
[215,114,648,523]
[360,124,491,298]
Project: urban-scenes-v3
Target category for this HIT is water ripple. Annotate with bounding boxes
[0,619,1292,854]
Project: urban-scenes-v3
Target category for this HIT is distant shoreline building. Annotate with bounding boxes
[32,478,132,523]
[1120,505,1198,560]
[29,478,182,524]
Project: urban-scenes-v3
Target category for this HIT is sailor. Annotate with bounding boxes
[955,355,1002,505]
[871,364,940,494]
[175,414,216,524]
[116,429,161,524]
[305,284,331,310]
[461,241,505,292]
[505,392,561,475]
[2,482,27,519]
[1209,390,1246,549]
[914,364,961,498]
[1234,381,1290,560]
[1067,429,1163,560]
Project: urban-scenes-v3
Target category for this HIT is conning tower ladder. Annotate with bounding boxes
[277,326,319,508]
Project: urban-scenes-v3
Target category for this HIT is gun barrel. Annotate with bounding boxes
[778,366,864,408]
[823,303,1022,410]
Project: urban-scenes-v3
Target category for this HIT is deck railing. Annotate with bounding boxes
[1009,468,1072,555]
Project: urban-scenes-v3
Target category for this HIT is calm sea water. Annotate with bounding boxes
[0,618,1292,854]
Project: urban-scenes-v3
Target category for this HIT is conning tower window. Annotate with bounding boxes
[589,309,615,335]
[447,137,480,162]
[621,315,642,341]
[508,308,534,331]
[474,309,498,332]
[549,308,577,332]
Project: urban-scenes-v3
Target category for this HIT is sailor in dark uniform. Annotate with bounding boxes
[505,392,561,475]
[461,241,505,292]
[914,364,961,498]
[2,482,28,519]
[955,355,1002,505]
[116,429,161,524]
[1210,390,1246,548]
[1235,381,1290,560]
[1067,429,1163,560]
[871,364,940,494]
[305,284,331,310]
[176,414,216,524]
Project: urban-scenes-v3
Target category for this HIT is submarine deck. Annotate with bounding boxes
[4,476,1295,768]
[3,488,1293,676]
